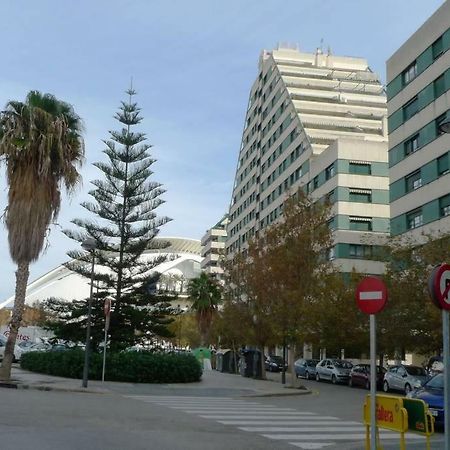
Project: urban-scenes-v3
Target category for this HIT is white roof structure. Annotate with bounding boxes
[0,237,202,309]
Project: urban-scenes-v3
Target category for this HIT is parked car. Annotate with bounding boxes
[407,373,444,428]
[315,359,353,384]
[383,364,428,395]
[294,358,319,380]
[265,355,287,372]
[348,364,386,389]
[0,335,21,361]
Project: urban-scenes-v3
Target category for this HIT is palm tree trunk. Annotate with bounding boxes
[0,261,30,381]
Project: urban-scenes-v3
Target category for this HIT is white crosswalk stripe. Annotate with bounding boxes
[125,395,425,449]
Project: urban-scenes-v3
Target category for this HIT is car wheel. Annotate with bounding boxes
[383,381,389,393]
[404,383,412,395]
[316,372,320,382]
[365,380,370,390]
[331,374,337,384]
[348,377,353,387]
[305,371,310,380]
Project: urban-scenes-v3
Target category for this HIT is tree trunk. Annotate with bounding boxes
[0,261,30,381]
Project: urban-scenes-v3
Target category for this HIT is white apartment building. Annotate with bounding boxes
[226,46,389,274]
[201,215,229,276]
[387,1,450,240]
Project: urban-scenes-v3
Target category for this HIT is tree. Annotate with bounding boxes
[46,86,173,351]
[222,189,339,379]
[0,91,84,380]
[187,273,221,346]
[378,233,450,357]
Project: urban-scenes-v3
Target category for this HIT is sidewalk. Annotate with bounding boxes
[5,365,310,398]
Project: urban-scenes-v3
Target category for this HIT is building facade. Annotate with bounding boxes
[200,215,229,276]
[387,1,450,240]
[226,46,389,274]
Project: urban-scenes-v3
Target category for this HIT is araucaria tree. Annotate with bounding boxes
[0,91,84,380]
[47,87,172,350]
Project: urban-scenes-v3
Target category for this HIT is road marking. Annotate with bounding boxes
[125,394,424,449]
[240,426,364,432]
[218,420,346,425]
[290,444,333,449]
[199,415,341,420]
[359,291,383,300]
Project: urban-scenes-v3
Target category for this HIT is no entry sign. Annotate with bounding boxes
[356,276,387,315]
[429,264,450,310]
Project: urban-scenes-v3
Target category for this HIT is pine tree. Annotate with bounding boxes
[45,86,174,350]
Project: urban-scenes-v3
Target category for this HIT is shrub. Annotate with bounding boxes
[20,350,202,383]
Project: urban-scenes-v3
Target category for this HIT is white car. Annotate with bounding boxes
[0,335,21,361]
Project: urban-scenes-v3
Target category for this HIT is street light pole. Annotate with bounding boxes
[81,238,97,388]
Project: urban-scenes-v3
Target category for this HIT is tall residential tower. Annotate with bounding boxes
[226,46,389,274]
[387,1,450,240]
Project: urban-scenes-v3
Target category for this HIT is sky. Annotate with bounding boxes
[0,0,445,301]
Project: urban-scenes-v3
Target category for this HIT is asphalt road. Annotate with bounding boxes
[0,373,446,450]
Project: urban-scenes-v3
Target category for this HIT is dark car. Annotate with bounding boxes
[265,355,287,372]
[348,364,386,389]
[408,373,444,428]
[294,358,319,380]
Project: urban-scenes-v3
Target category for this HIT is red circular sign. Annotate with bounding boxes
[104,298,111,317]
[429,264,450,310]
[355,276,387,314]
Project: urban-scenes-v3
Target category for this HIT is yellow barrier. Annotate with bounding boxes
[363,394,434,450]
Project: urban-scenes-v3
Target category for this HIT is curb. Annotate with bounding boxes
[0,381,108,394]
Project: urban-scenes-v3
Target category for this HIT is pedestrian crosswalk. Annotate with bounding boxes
[126,395,425,449]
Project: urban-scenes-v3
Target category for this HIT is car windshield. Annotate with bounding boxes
[406,366,427,376]
[270,356,283,363]
[307,360,318,366]
[334,361,352,369]
[425,374,443,390]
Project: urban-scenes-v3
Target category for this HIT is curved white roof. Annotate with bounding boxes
[0,237,202,309]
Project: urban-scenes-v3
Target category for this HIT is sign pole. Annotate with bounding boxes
[102,318,108,382]
[443,309,450,450]
[370,314,377,450]
[102,298,111,383]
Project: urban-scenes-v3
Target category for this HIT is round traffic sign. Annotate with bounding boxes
[104,298,111,317]
[428,263,450,310]
[355,276,388,315]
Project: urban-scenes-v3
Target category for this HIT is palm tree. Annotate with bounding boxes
[187,273,221,346]
[0,91,84,380]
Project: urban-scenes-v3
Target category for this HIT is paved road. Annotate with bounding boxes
[0,370,446,449]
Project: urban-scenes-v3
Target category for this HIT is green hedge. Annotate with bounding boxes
[20,350,202,383]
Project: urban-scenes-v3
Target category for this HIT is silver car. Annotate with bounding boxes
[383,365,428,395]
[315,358,353,384]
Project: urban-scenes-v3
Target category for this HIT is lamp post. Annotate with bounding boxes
[81,237,97,388]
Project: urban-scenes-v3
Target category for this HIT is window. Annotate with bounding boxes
[328,247,336,261]
[404,134,419,155]
[432,36,444,60]
[405,170,422,192]
[402,61,417,85]
[406,209,423,230]
[403,96,418,121]
[349,244,373,259]
[438,153,449,176]
[349,189,372,203]
[349,162,371,175]
[436,113,447,136]
[313,176,319,189]
[434,74,446,98]
[349,217,372,231]
[326,190,335,204]
[325,163,335,180]
[440,194,450,217]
